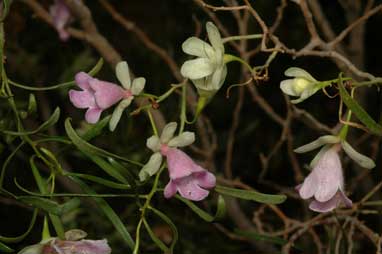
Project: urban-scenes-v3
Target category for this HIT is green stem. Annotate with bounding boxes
[352,77,382,87]
[179,85,187,134]
[222,34,262,43]
[224,54,252,73]
[146,109,158,136]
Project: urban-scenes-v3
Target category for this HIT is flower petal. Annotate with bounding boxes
[294,135,340,153]
[164,180,178,199]
[309,195,340,213]
[89,79,125,109]
[209,65,226,91]
[309,145,331,168]
[146,135,161,152]
[338,189,353,208]
[160,122,178,143]
[206,22,224,53]
[75,72,91,90]
[166,148,204,179]
[284,67,317,82]
[298,172,318,199]
[131,77,145,95]
[313,147,343,202]
[195,171,216,189]
[109,98,133,131]
[18,243,44,254]
[85,108,103,124]
[280,79,303,96]
[116,61,131,89]
[69,90,96,109]
[341,140,376,169]
[177,176,210,201]
[168,132,195,147]
[182,37,215,58]
[139,152,163,181]
[180,58,214,80]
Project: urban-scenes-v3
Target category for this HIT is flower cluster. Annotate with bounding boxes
[295,135,375,212]
[139,122,216,201]
[69,61,145,131]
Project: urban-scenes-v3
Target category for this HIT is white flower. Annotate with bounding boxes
[180,22,227,98]
[109,61,146,131]
[139,122,195,181]
[280,67,320,104]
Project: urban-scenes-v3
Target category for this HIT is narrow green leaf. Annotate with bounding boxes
[17,196,62,215]
[149,207,178,253]
[175,195,226,222]
[0,0,12,21]
[0,209,38,243]
[65,118,142,166]
[1,107,60,136]
[81,115,111,141]
[338,77,382,136]
[0,242,13,253]
[30,155,48,194]
[91,155,129,184]
[215,185,286,204]
[27,93,37,115]
[65,172,131,189]
[143,219,169,253]
[71,177,135,250]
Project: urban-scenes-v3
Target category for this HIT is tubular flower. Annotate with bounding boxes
[297,145,352,212]
[294,135,375,212]
[180,22,227,98]
[139,122,216,201]
[280,67,320,104]
[68,61,145,128]
[49,0,71,41]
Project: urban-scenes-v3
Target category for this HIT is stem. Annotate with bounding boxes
[353,77,382,87]
[224,54,252,73]
[146,109,158,136]
[179,85,187,134]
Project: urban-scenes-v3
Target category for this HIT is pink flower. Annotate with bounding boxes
[161,145,216,201]
[49,0,71,41]
[41,239,111,254]
[69,72,128,124]
[297,146,352,213]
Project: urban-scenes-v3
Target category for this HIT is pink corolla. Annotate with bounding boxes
[49,0,71,41]
[69,61,145,128]
[139,122,216,201]
[297,146,352,213]
[162,145,216,201]
[41,239,111,254]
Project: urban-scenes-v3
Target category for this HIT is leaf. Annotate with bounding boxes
[71,177,135,250]
[0,209,38,243]
[80,115,111,141]
[65,172,131,189]
[27,93,37,115]
[149,207,178,253]
[0,0,12,21]
[338,78,382,136]
[0,242,13,253]
[17,196,62,215]
[90,155,130,184]
[142,219,169,253]
[1,107,60,136]
[65,118,142,166]
[215,185,286,204]
[175,195,226,222]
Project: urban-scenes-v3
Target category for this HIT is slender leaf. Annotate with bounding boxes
[81,115,111,141]
[215,185,286,204]
[1,107,60,136]
[149,207,178,253]
[0,242,13,253]
[65,172,131,189]
[338,77,382,136]
[0,209,38,243]
[71,177,135,250]
[17,196,62,215]
[143,219,169,253]
[175,195,226,222]
[65,118,142,166]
